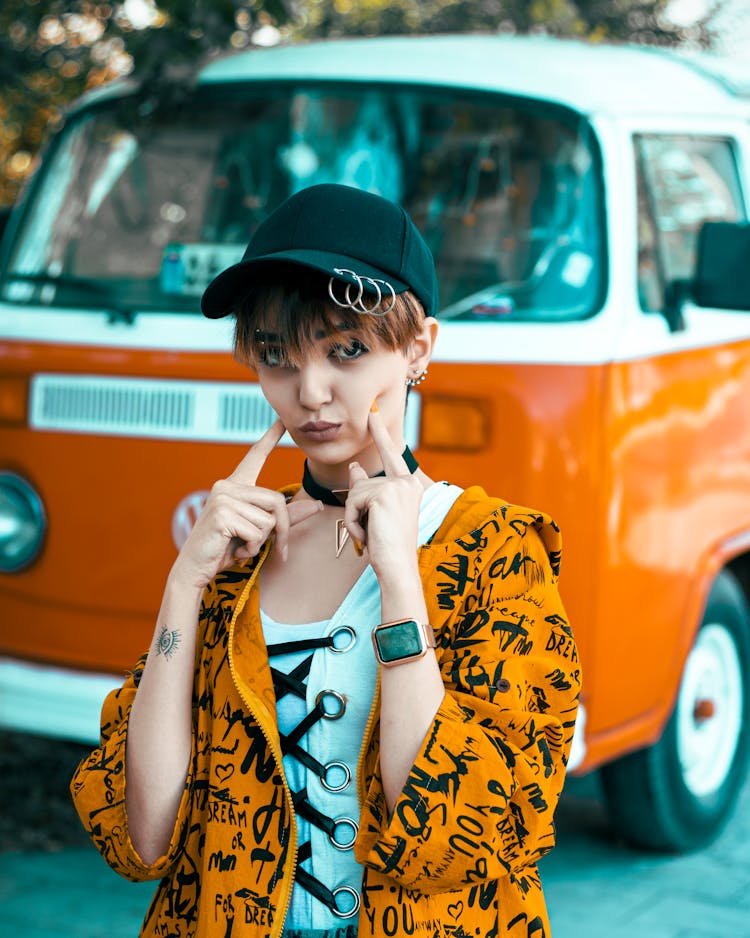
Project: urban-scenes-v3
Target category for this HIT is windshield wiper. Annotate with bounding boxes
[1,272,137,324]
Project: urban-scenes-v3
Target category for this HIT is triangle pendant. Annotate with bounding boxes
[335,519,350,558]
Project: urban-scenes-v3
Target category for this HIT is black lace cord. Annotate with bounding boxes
[273,655,314,699]
[267,636,336,657]
[292,787,341,840]
[283,696,331,749]
[267,637,358,917]
[271,656,330,778]
[295,842,341,911]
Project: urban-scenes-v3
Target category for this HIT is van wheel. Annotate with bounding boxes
[600,569,750,851]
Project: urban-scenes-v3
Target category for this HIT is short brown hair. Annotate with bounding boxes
[233,265,426,368]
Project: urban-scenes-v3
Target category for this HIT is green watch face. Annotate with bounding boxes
[375,619,423,661]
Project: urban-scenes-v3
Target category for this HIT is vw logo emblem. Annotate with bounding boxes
[172,490,210,550]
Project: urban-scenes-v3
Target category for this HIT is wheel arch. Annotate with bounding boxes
[593,532,750,770]
[725,549,750,616]
[642,532,750,760]
[600,540,750,851]
[681,529,750,675]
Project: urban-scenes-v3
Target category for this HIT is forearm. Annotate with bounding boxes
[377,561,445,812]
[125,568,202,864]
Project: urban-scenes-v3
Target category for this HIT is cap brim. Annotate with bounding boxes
[201,249,410,319]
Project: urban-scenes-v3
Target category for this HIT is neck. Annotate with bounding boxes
[304,439,401,491]
[302,446,419,506]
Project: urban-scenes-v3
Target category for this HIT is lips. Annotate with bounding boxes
[300,421,340,432]
[298,421,342,442]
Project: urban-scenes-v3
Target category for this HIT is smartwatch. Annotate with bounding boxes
[371,618,436,667]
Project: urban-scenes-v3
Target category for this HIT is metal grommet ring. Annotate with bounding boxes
[316,689,347,720]
[320,760,352,793]
[332,885,360,918]
[329,816,358,850]
[328,625,356,654]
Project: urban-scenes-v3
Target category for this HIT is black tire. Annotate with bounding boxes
[600,568,750,852]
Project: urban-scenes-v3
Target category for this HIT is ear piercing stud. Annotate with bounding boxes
[406,368,428,388]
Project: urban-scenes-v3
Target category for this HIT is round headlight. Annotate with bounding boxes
[0,472,46,572]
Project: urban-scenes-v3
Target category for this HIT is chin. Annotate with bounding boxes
[305,435,372,465]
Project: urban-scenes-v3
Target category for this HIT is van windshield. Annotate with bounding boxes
[1,84,604,322]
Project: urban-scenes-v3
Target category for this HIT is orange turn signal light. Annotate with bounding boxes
[0,376,29,426]
[420,396,488,451]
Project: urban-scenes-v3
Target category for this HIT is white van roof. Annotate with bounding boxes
[195,34,748,118]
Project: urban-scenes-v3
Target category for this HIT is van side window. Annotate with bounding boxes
[635,135,744,312]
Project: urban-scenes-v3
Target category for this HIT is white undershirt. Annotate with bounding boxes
[260,481,463,929]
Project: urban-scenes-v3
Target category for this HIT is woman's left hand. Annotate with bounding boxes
[343,404,424,578]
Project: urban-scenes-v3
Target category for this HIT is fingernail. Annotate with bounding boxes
[370,399,379,413]
[353,538,364,557]
[281,544,288,562]
[349,461,359,470]
[317,500,324,511]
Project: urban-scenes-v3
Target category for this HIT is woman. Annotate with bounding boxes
[71,183,581,938]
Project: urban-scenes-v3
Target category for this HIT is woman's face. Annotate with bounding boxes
[254,321,417,480]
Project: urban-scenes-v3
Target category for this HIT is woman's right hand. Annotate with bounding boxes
[171,419,322,589]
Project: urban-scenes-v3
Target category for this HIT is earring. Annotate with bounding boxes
[406,368,428,388]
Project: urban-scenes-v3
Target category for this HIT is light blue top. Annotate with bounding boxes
[261,481,463,928]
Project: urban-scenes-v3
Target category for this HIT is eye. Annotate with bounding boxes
[331,339,369,362]
[257,345,287,368]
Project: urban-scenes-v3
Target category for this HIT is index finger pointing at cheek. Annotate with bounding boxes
[230,418,286,485]
[367,402,409,476]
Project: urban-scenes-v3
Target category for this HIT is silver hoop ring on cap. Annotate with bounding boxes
[332,268,363,308]
[327,275,350,308]
[328,625,356,654]
[316,689,347,720]
[332,885,360,919]
[345,276,378,312]
[371,278,397,314]
[320,760,351,792]
[352,277,382,314]
[329,816,358,850]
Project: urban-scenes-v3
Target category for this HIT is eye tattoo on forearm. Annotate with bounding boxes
[156,626,181,659]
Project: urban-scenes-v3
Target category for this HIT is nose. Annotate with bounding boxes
[297,359,333,411]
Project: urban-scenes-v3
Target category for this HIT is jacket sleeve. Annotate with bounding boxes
[354,507,581,894]
[68,652,197,882]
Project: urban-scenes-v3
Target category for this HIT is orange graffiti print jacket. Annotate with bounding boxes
[71,485,581,938]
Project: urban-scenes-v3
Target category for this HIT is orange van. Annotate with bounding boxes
[2,35,750,852]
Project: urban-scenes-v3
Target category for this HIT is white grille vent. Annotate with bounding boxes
[29,374,288,444]
[219,391,275,435]
[29,373,421,446]
[37,382,194,430]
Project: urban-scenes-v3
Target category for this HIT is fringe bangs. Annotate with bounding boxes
[232,266,425,368]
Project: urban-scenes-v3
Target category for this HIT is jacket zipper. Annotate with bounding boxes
[357,677,381,809]
[226,543,298,938]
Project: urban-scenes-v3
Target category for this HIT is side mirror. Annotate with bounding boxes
[693,220,750,311]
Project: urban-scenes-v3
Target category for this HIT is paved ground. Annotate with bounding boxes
[1,731,749,937]
[542,772,750,938]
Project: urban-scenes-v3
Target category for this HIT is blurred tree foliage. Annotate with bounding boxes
[0,0,292,206]
[293,0,721,43]
[0,0,724,206]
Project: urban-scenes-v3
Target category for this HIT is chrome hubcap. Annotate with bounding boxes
[676,622,743,798]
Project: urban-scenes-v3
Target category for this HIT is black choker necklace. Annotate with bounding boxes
[302,446,419,507]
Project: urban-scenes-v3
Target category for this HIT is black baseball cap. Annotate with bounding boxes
[200,183,438,318]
